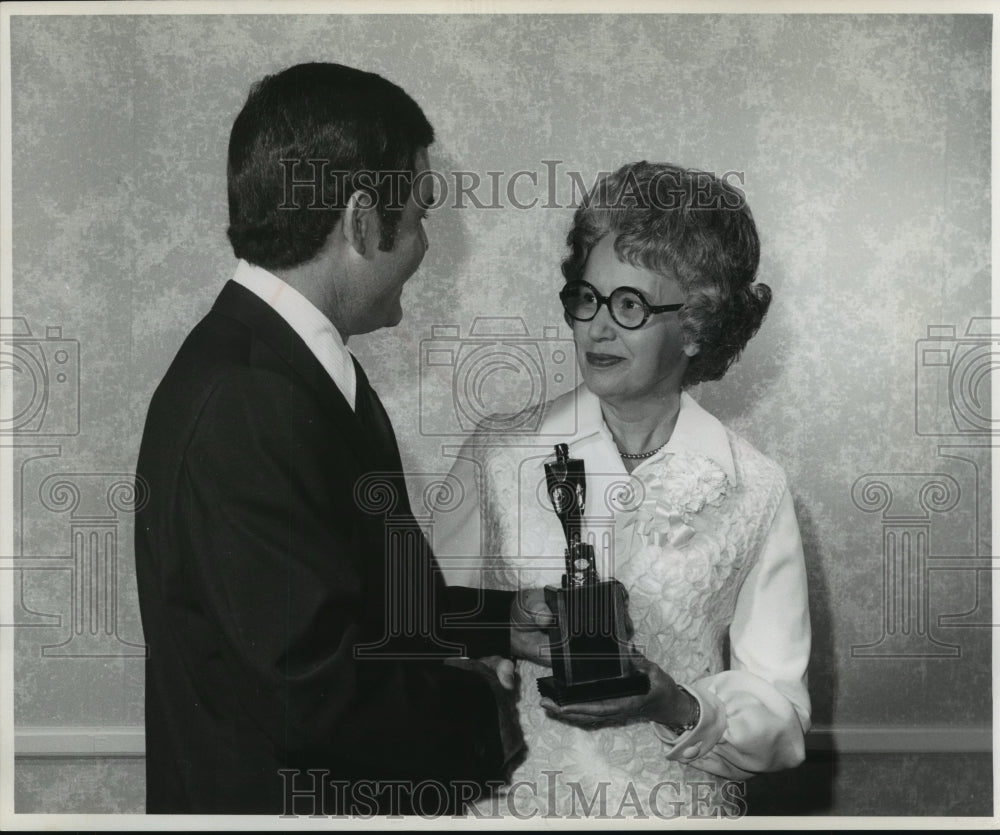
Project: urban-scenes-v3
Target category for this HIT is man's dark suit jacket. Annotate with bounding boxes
[135,281,514,815]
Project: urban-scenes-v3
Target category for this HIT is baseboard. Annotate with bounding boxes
[15,726,145,757]
[807,724,992,753]
[12,724,992,758]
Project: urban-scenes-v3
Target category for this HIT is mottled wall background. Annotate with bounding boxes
[7,12,991,816]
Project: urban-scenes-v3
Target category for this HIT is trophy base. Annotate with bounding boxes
[537,673,650,705]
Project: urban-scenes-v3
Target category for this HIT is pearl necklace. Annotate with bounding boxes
[618,442,668,460]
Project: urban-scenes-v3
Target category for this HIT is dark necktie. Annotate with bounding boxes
[351,365,521,769]
[351,358,432,647]
[351,363,504,672]
[352,357,408,484]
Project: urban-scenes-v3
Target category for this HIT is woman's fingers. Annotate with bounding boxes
[540,693,644,726]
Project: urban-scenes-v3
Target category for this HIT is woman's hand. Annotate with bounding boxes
[539,656,698,730]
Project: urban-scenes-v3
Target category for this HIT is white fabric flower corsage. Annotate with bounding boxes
[621,451,728,550]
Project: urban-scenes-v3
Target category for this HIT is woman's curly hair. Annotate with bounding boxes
[562,161,771,388]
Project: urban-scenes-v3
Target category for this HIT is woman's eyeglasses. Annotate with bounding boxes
[559,280,684,330]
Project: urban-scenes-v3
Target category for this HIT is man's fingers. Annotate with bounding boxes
[513,605,553,628]
[626,653,652,673]
[444,655,519,691]
[512,589,554,628]
[509,625,553,667]
[530,608,555,627]
[494,658,516,690]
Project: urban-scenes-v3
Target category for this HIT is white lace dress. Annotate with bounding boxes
[432,386,811,819]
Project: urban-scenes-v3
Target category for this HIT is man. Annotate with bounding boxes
[134,62,547,816]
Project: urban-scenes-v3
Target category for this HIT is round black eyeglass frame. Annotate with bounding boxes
[559,280,684,330]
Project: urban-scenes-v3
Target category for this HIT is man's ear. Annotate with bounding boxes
[683,341,700,358]
[341,189,377,257]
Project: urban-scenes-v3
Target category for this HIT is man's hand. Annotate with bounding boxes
[444,654,524,766]
[444,655,517,690]
[510,587,555,666]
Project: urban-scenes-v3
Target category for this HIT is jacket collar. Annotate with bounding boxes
[540,384,736,483]
[210,280,359,430]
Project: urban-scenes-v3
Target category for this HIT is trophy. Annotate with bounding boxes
[536,443,650,704]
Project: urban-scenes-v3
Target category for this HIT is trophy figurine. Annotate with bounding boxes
[536,443,650,704]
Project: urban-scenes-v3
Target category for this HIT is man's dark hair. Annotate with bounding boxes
[226,62,434,270]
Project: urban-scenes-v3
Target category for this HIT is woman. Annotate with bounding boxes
[433,161,810,819]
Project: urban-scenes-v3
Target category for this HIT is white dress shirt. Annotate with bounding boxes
[232,259,357,410]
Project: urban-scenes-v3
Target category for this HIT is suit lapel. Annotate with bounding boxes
[210,281,368,451]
